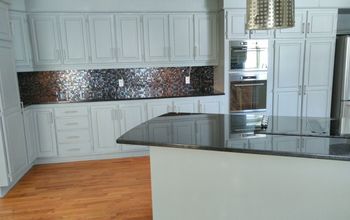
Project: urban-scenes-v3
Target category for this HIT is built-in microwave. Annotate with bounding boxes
[229,40,269,72]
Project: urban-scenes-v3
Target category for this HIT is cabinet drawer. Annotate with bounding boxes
[58,143,92,156]
[57,129,90,144]
[56,117,89,130]
[55,107,88,117]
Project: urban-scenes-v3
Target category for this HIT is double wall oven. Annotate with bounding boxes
[229,40,268,116]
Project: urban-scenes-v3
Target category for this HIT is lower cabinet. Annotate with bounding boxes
[33,109,57,158]
[23,109,37,164]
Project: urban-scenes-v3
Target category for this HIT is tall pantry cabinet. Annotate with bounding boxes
[0,1,29,197]
[273,9,338,118]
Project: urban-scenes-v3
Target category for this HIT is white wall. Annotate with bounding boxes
[24,0,219,12]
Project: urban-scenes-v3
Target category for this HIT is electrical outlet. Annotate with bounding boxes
[118,79,124,87]
[185,76,190,85]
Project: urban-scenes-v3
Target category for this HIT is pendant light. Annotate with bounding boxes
[246,0,295,30]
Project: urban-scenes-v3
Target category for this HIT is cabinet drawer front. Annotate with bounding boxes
[57,130,90,144]
[56,117,89,130]
[55,107,88,117]
[58,143,92,156]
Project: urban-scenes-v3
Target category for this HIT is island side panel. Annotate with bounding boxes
[150,146,350,220]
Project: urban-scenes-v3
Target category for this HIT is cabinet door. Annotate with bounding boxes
[34,109,57,158]
[146,100,173,119]
[194,13,217,62]
[91,106,120,153]
[0,42,21,112]
[23,109,36,164]
[273,40,305,117]
[199,97,223,114]
[172,120,196,145]
[119,103,147,152]
[2,111,28,181]
[174,99,197,113]
[29,15,62,66]
[169,14,194,61]
[88,14,116,64]
[226,10,248,39]
[0,2,11,41]
[60,14,90,64]
[275,10,307,39]
[143,14,170,62]
[10,12,32,68]
[307,9,338,38]
[116,15,143,63]
[302,39,335,117]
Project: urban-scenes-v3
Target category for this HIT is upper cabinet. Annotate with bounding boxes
[275,9,338,39]
[59,14,90,65]
[143,14,170,62]
[9,12,33,71]
[29,14,62,66]
[115,14,143,63]
[194,13,218,62]
[0,2,11,41]
[88,14,116,64]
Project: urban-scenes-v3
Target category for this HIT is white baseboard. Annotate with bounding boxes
[35,150,149,165]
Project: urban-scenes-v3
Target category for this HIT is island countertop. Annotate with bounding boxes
[117,113,350,161]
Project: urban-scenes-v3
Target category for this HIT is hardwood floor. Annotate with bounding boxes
[0,157,152,220]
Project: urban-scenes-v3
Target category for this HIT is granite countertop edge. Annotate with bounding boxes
[23,91,225,107]
[116,139,350,162]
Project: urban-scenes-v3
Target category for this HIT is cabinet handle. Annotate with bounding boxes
[64,111,78,114]
[303,85,307,95]
[66,148,81,152]
[302,23,305,34]
[66,136,80,140]
[307,23,311,33]
[298,85,302,95]
[49,112,54,124]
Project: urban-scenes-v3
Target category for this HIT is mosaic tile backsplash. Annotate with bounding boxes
[18,66,215,106]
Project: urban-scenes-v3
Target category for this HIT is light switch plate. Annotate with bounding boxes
[185,76,190,84]
[118,79,124,87]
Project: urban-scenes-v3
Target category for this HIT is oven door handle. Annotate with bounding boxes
[232,83,265,87]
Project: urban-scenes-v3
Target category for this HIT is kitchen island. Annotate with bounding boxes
[117,113,350,220]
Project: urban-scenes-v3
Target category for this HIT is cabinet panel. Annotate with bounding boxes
[60,14,89,64]
[172,120,196,145]
[3,111,28,179]
[88,14,116,64]
[169,14,194,61]
[307,9,338,38]
[0,2,11,41]
[196,117,219,146]
[0,43,21,112]
[34,109,57,158]
[29,15,62,66]
[226,10,248,39]
[199,97,223,114]
[195,13,217,62]
[303,89,330,118]
[143,14,170,62]
[10,12,32,68]
[174,99,197,113]
[23,109,36,164]
[275,10,307,39]
[146,100,173,119]
[148,122,172,143]
[91,106,120,153]
[273,91,302,117]
[116,15,143,63]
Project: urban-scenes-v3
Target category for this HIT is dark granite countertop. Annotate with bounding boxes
[23,91,225,107]
[117,113,350,161]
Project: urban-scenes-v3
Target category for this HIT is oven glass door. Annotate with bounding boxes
[230,80,267,112]
[230,42,268,71]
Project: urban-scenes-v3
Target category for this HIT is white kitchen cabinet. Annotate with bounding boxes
[273,40,305,117]
[2,111,28,181]
[115,14,143,63]
[33,109,57,158]
[0,2,11,41]
[88,14,116,64]
[143,14,170,62]
[198,96,224,114]
[226,9,272,40]
[146,100,173,119]
[173,99,197,113]
[29,14,62,66]
[23,109,36,164]
[59,14,90,65]
[0,41,21,112]
[275,10,308,39]
[194,13,217,62]
[306,9,337,38]
[91,106,121,153]
[9,12,33,70]
[169,14,194,61]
